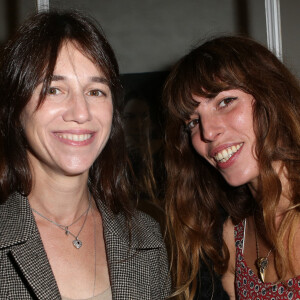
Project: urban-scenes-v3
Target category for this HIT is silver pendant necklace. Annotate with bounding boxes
[32,191,91,249]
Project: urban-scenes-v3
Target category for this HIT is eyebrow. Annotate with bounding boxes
[192,96,214,106]
[51,75,65,81]
[50,75,109,86]
[90,76,109,85]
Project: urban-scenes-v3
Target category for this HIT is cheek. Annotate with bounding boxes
[107,109,114,126]
[235,113,252,130]
[191,134,205,156]
[92,109,113,132]
[20,105,34,131]
[21,113,36,141]
[236,111,256,143]
[190,133,216,167]
[234,102,255,129]
[98,103,113,122]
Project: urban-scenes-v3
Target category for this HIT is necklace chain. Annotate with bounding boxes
[32,191,91,249]
[254,216,273,283]
[92,205,97,297]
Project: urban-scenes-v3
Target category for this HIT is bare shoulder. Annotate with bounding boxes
[222,217,236,300]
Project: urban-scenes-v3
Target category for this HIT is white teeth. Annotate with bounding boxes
[214,143,243,163]
[222,149,228,158]
[57,133,92,142]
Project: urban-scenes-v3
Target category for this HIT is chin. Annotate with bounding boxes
[58,162,94,177]
[222,175,249,187]
[220,166,259,188]
[59,166,88,176]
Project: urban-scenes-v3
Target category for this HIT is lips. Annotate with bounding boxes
[209,143,244,170]
[55,133,92,142]
[53,130,95,146]
[213,143,243,163]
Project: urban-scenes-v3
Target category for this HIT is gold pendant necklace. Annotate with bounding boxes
[254,217,273,283]
[256,250,272,282]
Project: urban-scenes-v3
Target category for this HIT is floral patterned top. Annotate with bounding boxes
[234,220,300,299]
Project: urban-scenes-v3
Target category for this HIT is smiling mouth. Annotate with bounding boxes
[55,133,93,142]
[214,143,243,163]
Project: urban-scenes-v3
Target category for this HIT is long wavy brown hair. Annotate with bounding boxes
[164,36,300,299]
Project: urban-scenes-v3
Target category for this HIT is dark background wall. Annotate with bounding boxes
[0,0,299,77]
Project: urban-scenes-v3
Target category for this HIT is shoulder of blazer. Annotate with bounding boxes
[97,198,171,299]
[0,192,37,249]
[97,197,165,250]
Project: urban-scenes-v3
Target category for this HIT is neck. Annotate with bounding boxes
[28,162,91,225]
[247,161,291,222]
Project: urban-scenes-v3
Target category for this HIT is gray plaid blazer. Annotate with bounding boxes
[0,192,171,299]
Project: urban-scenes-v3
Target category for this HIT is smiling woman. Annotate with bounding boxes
[0,11,170,299]
[164,36,300,299]
[187,89,258,187]
[21,42,113,177]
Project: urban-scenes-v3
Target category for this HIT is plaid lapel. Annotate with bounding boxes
[1,192,169,299]
[0,193,61,299]
[97,199,164,299]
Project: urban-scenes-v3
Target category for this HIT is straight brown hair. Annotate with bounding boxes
[0,10,133,217]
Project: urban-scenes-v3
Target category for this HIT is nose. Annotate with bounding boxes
[62,93,92,124]
[200,113,223,143]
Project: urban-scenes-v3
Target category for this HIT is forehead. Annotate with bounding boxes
[53,42,105,78]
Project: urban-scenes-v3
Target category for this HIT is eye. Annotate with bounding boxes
[87,89,104,97]
[47,87,61,95]
[218,97,237,108]
[186,118,200,132]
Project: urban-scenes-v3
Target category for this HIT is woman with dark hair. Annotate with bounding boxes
[0,11,170,299]
[123,91,157,200]
[122,90,166,231]
[164,36,300,299]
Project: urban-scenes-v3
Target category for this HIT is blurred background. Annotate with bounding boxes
[1,0,299,75]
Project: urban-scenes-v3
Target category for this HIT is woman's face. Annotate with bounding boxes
[21,42,113,177]
[187,89,259,187]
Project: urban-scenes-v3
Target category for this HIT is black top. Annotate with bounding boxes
[194,260,229,300]
[195,203,229,300]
